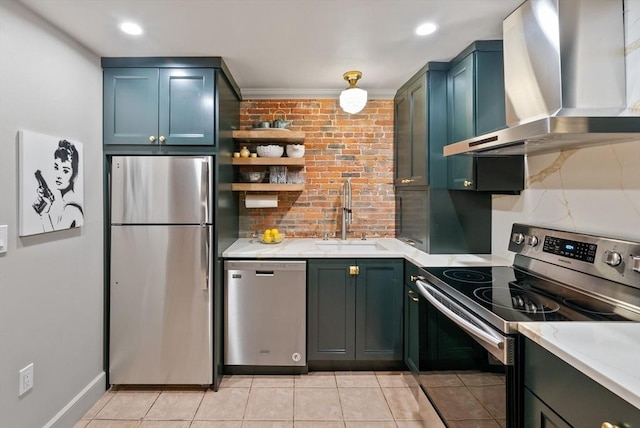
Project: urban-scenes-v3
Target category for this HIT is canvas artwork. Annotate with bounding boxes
[19,130,84,237]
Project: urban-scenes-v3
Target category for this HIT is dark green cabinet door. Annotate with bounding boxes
[307,259,356,360]
[447,54,474,143]
[394,89,411,185]
[308,258,403,362]
[409,78,428,186]
[104,68,159,145]
[355,259,403,360]
[524,389,571,428]
[158,68,214,145]
[403,282,420,373]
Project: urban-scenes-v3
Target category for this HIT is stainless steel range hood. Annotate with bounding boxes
[444,0,640,157]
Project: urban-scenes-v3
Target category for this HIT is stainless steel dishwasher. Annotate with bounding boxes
[224,260,306,368]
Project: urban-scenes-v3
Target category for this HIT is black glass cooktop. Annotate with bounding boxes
[421,266,632,323]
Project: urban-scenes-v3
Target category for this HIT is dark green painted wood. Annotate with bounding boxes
[403,262,420,373]
[308,259,403,362]
[409,78,427,186]
[447,54,474,143]
[212,72,240,390]
[104,67,216,146]
[426,67,449,189]
[394,89,411,184]
[104,68,159,145]
[524,338,640,427]
[101,57,241,100]
[475,50,506,135]
[158,68,214,145]
[307,259,356,360]
[524,389,572,428]
[355,259,403,360]
[394,62,449,189]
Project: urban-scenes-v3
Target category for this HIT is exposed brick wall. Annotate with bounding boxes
[238,99,395,238]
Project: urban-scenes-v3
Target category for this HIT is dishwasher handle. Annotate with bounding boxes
[256,270,275,277]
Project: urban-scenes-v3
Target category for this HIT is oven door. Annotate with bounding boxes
[414,279,521,428]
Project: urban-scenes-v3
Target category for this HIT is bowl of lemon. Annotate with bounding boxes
[259,228,284,244]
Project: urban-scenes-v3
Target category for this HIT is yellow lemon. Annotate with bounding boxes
[264,229,272,236]
[271,228,279,235]
[273,233,282,242]
[262,234,273,243]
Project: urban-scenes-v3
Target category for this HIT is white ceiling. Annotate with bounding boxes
[19,0,523,99]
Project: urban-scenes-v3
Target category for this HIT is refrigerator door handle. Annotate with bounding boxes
[202,225,210,291]
[200,158,210,223]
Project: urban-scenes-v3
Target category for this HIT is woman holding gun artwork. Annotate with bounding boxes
[32,139,83,232]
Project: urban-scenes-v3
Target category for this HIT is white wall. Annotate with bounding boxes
[491,0,640,259]
[0,1,104,427]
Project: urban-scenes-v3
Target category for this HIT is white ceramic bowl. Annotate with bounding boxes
[257,145,284,158]
[286,144,305,158]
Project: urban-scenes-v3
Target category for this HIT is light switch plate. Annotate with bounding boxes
[0,225,7,254]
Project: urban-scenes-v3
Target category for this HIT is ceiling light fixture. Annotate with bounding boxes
[415,22,437,36]
[339,71,367,114]
[119,22,143,36]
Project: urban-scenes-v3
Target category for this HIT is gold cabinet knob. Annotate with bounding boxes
[349,265,359,275]
[463,180,473,188]
[601,423,620,428]
[159,136,166,143]
[149,135,157,143]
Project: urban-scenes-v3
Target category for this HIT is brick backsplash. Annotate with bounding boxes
[238,99,395,238]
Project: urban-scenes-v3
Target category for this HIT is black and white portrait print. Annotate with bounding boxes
[19,130,84,236]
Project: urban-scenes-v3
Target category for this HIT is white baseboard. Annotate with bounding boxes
[43,372,106,428]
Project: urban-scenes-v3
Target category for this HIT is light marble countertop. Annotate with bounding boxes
[518,322,640,409]
[223,237,513,267]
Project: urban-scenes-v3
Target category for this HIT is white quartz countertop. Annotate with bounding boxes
[518,322,640,409]
[223,238,513,267]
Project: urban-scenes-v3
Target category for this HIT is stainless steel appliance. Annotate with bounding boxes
[109,155,214,385]
[411,223,640,427]
[444,0,640,156]
[224,260,306,369]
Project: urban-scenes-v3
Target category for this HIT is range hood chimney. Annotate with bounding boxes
[444,0,640,156]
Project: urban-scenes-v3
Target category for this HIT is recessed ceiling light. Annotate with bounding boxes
[415,22,437,36]
[119,22,143,36]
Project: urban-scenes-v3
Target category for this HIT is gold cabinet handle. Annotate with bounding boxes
[149,135,157,143]
[463,180,473,188]
[410,275,424,282]
[601,423,620,428]
[401,179,412,184]
[407,290,419,302]
[159,135,166,143]
[349,265,359,275]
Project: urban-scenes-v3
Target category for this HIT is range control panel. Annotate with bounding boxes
[542,236,596,264]
[508,223,640,289]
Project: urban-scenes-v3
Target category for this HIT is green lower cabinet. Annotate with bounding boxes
[307,259,403,362]
[524,388,571,428]
[524,338,640,427]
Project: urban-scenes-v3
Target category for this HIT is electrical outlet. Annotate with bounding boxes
[19,363,34,396]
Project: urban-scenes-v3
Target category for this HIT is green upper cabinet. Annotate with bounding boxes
[102,58,238,147]
[446,41,524,193]
[104,67,214,146]
[394,62,449,188]
[307,258,403,362]
[447,41,506,142]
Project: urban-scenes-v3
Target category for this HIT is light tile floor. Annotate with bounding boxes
[75,371,433,428]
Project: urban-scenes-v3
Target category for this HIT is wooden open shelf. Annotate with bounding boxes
[231,183,305,192]
[232,157,305,166]
[232,130,305,143]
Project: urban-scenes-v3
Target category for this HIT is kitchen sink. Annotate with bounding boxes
[313,240,388,252]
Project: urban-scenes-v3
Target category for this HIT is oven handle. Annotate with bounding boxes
[415,279,505,352]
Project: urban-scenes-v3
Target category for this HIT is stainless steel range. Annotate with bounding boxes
[411,223,640,427]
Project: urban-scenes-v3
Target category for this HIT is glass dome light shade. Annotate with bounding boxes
[340,87,368,114]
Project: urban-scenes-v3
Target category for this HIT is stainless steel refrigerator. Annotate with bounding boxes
[109,155,213,385]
